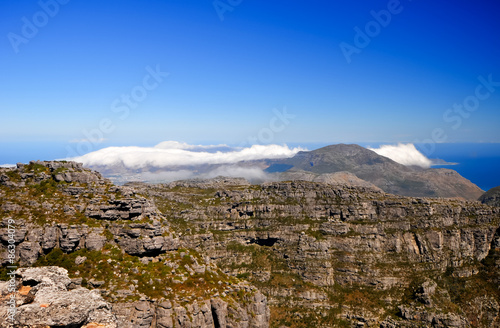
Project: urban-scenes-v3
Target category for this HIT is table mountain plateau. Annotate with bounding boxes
[0,161,499,327]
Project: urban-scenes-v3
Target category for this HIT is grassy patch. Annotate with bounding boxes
[32,246,239,301]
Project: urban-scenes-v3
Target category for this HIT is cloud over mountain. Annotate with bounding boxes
[137,165,271,184]
[368,143,433,168]
[68,141,305,169]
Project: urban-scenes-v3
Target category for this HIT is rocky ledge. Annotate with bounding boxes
[0,266,117,328]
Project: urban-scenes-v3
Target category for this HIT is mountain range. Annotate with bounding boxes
[265,144,484,200]
[87,144,484,201]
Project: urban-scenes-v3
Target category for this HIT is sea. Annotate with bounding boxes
[418,143,500,192]
[1,141,499,192]
[364,142,500,192]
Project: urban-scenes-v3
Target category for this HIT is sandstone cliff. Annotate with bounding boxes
[135,179,500,327]
[0,161,499,327]
[0,161,269,328]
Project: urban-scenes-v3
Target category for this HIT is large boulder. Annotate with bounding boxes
[0,266,118,328]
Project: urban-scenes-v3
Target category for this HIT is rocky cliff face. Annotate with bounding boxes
[1,161,499,327]
[135,179,500,327]
[0,161,269,328]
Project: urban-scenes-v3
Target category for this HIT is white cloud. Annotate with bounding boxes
[116,165,272,184]
[203,165,270,181]
[368,143,432,168]
[154,141,230,151]
[67,141,305,169]
[0,164,16,168]
[137,170,195,183]
[134,166,271,183]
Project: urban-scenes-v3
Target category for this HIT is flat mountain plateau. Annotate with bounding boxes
[0,161,499,327]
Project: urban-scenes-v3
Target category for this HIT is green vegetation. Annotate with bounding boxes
[33,246,239,301]
[25,162,49,174]
[4,169,21,182]
[31,179,58,197]
[0,262,19,281]
[52,166,69,175]
[305,227,325,240]
[103,229,115,241]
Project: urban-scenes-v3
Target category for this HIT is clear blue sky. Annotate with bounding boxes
[1,0,500,162]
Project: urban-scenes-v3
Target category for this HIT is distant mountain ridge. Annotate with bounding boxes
[267,144,484,200]
[480,186,500,207]
[82,143,484,201]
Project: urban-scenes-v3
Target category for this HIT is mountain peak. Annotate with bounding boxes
[268,144,483,200]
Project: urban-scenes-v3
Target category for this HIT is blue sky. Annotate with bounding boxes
[1,0,500,162]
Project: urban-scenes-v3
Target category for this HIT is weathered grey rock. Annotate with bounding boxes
[85,197,157,221]
[415,280,437,305]
[0,202,22,212]
[211,298,228,328]
[111,293,267,328]
[135,180,499,327]
[0,266,118,328]
[117,235,180,256]
[0,226,26,244]
[156,301,175,328]
[17,241,40,266]
[468,296,500,327]
[5,160,499,327]
[113,301,154,328]
[75,256,87,265]
[0,161,272,327]
[165,176,251,189]
[86,231,107,251]
[398,305,470,327]
[59,225,84,252]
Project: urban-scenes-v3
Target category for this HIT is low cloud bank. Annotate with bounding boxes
[202,165,269,180]
[153,141,233,152]
[368,143,433,168]
[68,141,305,169]
[137,165,271,183]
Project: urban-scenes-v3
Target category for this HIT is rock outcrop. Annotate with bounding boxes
[0,266,117,328]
